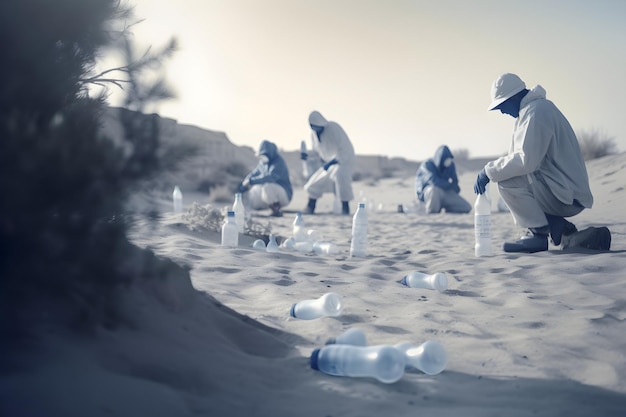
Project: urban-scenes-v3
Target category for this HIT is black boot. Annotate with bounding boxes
[503,225,549,253]
[545,213,577,246]
[341,201,350,215]
[304,198,316,215]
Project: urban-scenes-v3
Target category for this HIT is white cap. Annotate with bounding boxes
[487,73,526,111]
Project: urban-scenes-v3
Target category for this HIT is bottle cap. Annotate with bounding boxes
[289,303,297,318]
[310,348,321,370]
[227,211,235,216]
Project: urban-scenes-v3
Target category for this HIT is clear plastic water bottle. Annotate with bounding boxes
[173,186,183,213]
[350,203,368,258]
[401,271,448,292]
[300,140,309,179]
[252,239,266,250]
[221,211,238,247]
[293,240,314,253]
[290,292,343,320]
[310,344,406,384]
[394,340,447,375]
[306,229,323,241]
[325,327,368,346]
[312,241,338,256]
[474,192,493,257]
[281,236,296,249]
[232,192,245,234]
[293,212,307,242]
[266,234,279,253]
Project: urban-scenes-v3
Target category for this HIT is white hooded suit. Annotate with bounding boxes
[485,85,593,228]
[305,111,355,202]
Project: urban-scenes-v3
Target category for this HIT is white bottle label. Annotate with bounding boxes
[474,215,491,238]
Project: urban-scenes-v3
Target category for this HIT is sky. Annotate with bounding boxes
[100,0,626,161]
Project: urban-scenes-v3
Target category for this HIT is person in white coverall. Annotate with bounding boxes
[303,110,355,215]
[474,73,593,253]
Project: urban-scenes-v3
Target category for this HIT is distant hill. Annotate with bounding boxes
[101,107,496,198]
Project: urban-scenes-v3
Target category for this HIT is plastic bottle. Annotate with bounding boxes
[293,240,314,253]
[401,271,448,292]
[306,229,323,242]
[173,186,183,213]
[300,140,309,179]
[293,212,307,242]
[281,237,296,250]
[290,292,343,320]
[252,239,266,250]
[312,241,338,256]
[350,203,368,258]
[310,344,406,384]
[394,340,447,375]
[325,327,368,346]
[474,192,493,257]
[266,234,279,253]
[232,192,245,234]
[221,211,238,247]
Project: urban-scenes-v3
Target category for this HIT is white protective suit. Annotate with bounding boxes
[484,85,593,228]
[304,111,355,202]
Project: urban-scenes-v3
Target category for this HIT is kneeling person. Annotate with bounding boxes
[415,145,471,214]
[239,140,293,217]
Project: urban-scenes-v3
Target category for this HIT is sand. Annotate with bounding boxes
[1,153,625,417]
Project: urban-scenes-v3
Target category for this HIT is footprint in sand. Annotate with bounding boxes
[515,321,546,329]
[367,272,387,280]
[372,324,411,335]
[272,278,294,287]
[200,266,242,274]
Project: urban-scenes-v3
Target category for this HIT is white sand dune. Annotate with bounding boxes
[2,153,625,417]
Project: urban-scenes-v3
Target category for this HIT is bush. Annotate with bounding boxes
[0,0,177,334]
[452,148,470,162]
[577,128,618,160]
[224,161,251,178]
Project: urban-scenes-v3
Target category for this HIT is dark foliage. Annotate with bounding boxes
[0,0,178,335]
[577,128,619,161]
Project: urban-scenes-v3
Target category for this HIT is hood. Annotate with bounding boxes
[520,84,547,108]
[433,145,453,170]
[257,140,279,161]
[308,110,328,127]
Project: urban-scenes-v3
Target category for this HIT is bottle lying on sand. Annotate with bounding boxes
[325,327,367,346]
[394,340,447,375]
[401,271,448,292]
[290,292,343,320]
[310,344,406,384]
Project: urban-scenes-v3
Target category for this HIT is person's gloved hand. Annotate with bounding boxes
[473,169,490,194]
[323,159,338,171]
[239,178,251,192]
[300,152,308,161]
